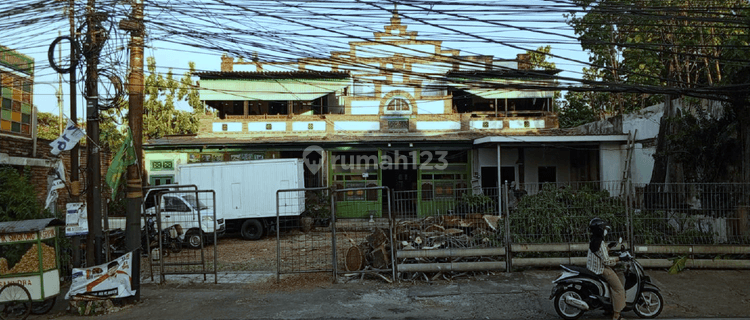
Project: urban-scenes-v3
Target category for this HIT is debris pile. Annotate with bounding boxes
[395,214,502,250]
[344,214,504,282]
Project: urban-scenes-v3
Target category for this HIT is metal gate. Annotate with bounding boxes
[145,187,218,283]
[276,186,394,282]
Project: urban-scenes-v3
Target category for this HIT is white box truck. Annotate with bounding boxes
[176,159,305,240]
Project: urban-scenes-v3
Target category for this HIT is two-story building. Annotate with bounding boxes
[144,9,629,218]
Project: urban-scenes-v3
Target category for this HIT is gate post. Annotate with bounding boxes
[276,190,281,282]
[627,180,634,256]
[330,191,338,284]
[504,182,512,273]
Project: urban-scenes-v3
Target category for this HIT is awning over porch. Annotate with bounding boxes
[450,77,556,100]
[199,78,349,101]
[474,135,629,144]
[463,88,553,100]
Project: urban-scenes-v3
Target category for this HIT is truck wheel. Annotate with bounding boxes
[185,230,203,249]
[241,219,264,240]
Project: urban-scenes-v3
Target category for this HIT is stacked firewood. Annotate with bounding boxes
[395,214,502,250]
[343,214,503,281]
[344,228,391,272]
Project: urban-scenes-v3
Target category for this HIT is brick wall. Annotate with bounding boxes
[1,135,113,210]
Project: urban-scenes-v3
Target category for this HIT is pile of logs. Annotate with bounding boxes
[343,214,504,281]
[344,228,391,272]
[395,214,502,250]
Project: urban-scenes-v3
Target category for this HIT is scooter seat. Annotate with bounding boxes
[561,265,606,282]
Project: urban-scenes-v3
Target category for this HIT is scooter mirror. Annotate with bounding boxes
[618,237,623,244]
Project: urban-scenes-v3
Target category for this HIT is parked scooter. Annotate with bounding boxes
[142,217,184,257]
[549,238,664,319]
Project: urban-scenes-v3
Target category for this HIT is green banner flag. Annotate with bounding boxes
[106,128,136,200]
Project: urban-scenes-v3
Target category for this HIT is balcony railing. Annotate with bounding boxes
[199,112,557,137]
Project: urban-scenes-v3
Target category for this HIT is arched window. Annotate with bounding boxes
[385,97,411,114]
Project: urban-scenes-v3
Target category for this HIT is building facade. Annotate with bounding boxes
[144,10,629,217]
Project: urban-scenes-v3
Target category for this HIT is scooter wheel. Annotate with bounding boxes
[633,288,663,318]
[553,288,586,320]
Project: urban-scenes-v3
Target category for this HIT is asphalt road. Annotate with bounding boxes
[35,269,750,320]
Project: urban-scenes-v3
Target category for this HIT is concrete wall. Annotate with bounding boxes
[632,143,656,184]
[599,141,624,194]
[144,152,189,184]
[524,148,571,183]
[477,147,572,184]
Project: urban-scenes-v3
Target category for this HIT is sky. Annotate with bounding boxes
[1,0,591,120]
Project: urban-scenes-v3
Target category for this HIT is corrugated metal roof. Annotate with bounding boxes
[0,218,64,234]
[446,69,560,78]
[195,71,350,80]
[199,78,347,101]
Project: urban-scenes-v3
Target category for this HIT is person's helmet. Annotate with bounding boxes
[589,217,611,237]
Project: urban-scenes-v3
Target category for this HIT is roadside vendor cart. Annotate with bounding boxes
[0,218,64,319]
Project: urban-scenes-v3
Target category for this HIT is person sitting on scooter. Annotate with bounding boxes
[587,218,625,320]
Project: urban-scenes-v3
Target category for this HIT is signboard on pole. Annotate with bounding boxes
[65,202,88,236]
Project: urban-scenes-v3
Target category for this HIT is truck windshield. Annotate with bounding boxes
[183,194,208,210]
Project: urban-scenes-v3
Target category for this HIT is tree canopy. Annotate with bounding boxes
[143,57,204,140]
[565,0,750,114]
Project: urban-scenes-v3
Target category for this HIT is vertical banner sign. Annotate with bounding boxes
[45,160,68,210]
[66,251,136,299]
[65,202,88,236]
[50,118,85,156]
[106,128,136,199]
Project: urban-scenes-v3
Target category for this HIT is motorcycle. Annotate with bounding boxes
[549,238,664,319]
[142,217,184,257]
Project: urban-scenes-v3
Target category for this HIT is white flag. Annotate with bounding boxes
[50,119,85,156]
[45,179,65,210]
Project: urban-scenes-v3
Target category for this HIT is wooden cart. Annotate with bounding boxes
[0,218,64,320]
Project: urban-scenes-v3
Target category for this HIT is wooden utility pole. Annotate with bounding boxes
[120,0,145,299]
[85,0,106,266]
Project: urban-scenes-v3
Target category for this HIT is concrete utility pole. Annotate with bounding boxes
[85,0,106,266]
[69,0,82,268]
[120,0,145,299]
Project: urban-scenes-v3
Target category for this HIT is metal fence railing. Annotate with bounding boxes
[276,187,332,277]
[150,189,218,283]
[508,181,629,244]
[273,181,750,281]
[390,181,750,273]
[633,183,750,245]
[276,186,395,282]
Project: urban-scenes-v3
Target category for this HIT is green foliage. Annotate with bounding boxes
[558,91,600,128]
[99,108,126,153]
[144,57,204,141]
[668,256,688,274]
[526,45,562,111]
[0,166,50,221]
[512,184,626,243]
[35,112,62,141]
[456,192,494,214]
[527,45,556,71]
[304,191,331,219]
[663,108,739,182]
[565,0,750,114]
